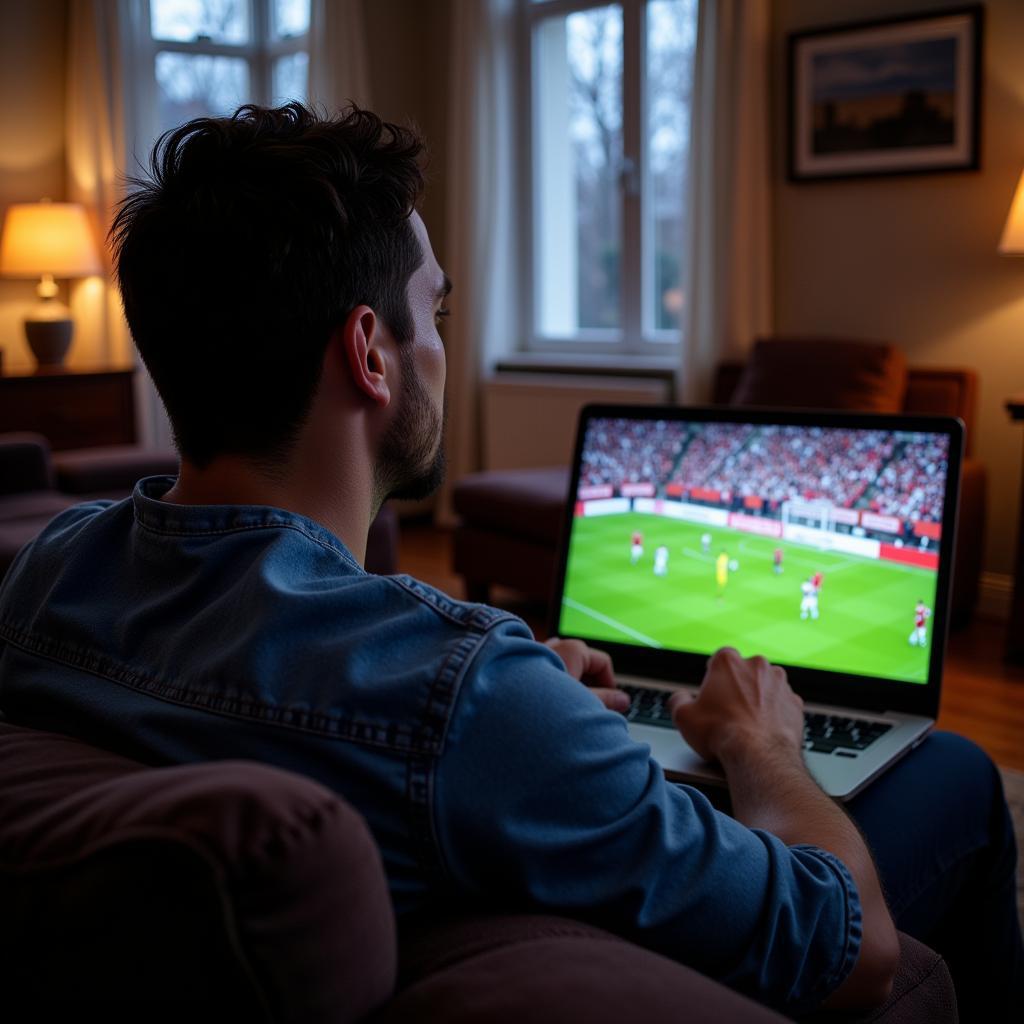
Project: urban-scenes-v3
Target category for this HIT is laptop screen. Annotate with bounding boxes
[556,411,958,687]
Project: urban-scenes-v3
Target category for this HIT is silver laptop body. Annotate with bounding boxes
[550,405,963,801]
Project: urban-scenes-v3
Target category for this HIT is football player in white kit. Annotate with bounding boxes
[800,577,819,620]
[909,599,932,646]
[653,545,669,576]
[701,532,712,554]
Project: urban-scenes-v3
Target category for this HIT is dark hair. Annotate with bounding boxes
[111,103,426,468]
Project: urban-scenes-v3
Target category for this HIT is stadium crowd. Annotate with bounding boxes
[696,427,895,509]
[579,421,948,526]
[669,423,753,493]
[580,419,688,487]
[866,435,949,524]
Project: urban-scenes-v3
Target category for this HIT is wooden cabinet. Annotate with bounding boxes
[0,367,136,451]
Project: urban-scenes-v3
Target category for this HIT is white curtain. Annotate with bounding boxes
[308,0,372,111]
[439,0,520,523]
[66,0,174,449]
[65,0,133,372]
[679,0,773,403]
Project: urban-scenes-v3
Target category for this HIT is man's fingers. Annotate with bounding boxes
[668,689,696,723]
[546,637,616,688]
[592,687,629,713]
[709,645,741,665]
[582,647,615,688]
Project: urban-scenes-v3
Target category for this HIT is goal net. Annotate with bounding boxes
[781,500,834,543]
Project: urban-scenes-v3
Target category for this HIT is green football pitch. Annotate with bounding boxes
[558,512,938,684]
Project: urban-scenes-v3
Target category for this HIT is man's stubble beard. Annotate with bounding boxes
[375,344,447,504]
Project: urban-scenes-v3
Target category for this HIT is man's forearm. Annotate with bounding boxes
[721,741,899,1010]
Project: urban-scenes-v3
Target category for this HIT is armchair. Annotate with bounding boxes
[0,721,956,1020]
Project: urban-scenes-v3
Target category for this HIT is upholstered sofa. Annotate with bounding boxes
[0,433,399,580]
[453,338,986,628]
[0,721,958,1020]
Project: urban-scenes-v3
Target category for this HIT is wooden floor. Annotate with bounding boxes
[397,522,1024,773]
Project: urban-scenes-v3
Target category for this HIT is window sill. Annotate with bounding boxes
[494,352,677,381]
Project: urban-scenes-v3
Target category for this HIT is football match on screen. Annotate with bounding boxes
[559,418,949,685]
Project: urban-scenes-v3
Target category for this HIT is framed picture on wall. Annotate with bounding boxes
[788,5,983,182]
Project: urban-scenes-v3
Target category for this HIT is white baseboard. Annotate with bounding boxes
[977,571,1014,622]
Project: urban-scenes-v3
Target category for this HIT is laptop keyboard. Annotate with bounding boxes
[617,684,892,757]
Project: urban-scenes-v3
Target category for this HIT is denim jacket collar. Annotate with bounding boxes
[131,475,365,573]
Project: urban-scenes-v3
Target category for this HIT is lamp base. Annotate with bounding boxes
[25,318,73,367]
[24,294,73,367]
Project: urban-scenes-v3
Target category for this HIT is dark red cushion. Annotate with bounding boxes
[0,432,54,495]
[0,723,396,1020]
[381,912,788,1023]
[0,491,78,521]
[53,445,179,495]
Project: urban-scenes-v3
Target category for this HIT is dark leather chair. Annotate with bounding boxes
[0,721,957,1020]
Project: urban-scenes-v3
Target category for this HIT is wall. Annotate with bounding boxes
[772,0,1024,587]
[362,0,451,271]
[0,0,68,373]
[361,0,452,517]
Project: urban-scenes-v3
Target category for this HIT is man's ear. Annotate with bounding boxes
[341,305,391,407]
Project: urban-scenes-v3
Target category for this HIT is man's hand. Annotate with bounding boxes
[545,637,628,713]
[669,647,805,767]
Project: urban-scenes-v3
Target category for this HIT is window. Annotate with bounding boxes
[524,0,698,354]
[145,0,311,139]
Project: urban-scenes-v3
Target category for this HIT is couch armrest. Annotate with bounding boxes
[52,445,179,497]
[799,931,956,1023]
[389,913,955,1024]
[0,433,54,496]
[386,911,788,1023]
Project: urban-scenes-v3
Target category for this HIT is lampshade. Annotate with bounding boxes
[0,201,102,278]
[999,170,1024,255]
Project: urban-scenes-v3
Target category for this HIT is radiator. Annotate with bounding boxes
[482,372,673,470]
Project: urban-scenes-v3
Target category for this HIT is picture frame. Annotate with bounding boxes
[788,5,983,182]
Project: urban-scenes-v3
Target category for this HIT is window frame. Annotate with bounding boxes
[518,0,692,358]
[139,0,310,143]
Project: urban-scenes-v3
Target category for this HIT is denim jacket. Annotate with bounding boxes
[0,477,861,1011]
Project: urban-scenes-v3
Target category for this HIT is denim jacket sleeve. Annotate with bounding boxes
[434,617,862,1013]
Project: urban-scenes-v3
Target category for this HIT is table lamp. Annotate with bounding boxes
[999,169,1024,255]
[0,199,102,367]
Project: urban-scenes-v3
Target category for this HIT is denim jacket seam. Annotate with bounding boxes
[408,616,522,886]
[386,575,518,632]
[0,620,422,752]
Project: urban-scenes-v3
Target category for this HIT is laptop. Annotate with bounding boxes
[549,405,963,800]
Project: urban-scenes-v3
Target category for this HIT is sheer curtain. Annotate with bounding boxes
[65,0,133,371]
[439,0,520,523]
[308,0,372,111]
[679,0,773,402]
[67,0,174,447]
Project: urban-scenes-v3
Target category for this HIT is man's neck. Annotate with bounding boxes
[162,455,376,566]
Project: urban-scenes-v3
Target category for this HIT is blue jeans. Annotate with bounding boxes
[847,731,1024,1019]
